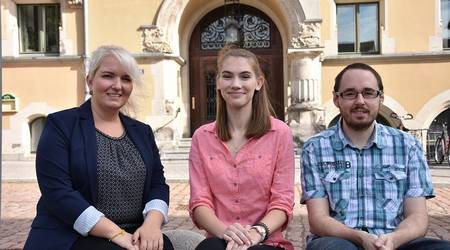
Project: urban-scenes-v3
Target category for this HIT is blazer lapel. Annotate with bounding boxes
[121,114,152,168]
[78,99,99,202]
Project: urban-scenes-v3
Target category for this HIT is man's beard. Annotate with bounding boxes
[341,106,378,131]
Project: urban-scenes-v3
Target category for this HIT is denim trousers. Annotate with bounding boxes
[306,236,450,250]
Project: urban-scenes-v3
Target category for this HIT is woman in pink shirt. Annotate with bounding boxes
[189,45,295,250]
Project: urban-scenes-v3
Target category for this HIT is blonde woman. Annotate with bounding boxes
[25,46,173,250]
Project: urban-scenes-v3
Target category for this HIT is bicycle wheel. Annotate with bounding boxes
[435,136,445,164]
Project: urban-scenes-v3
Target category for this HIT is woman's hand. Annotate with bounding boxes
[111,231,139,250]
[132,224,164,250]
[132,210,165,250]
[222,223,252,247]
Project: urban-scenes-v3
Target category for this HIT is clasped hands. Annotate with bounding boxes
[222,223,263,250]
[358,231,396,250]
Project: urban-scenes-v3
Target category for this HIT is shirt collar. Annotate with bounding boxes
[332,118,385,150]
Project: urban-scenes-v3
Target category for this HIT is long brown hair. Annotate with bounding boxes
[215,44,274,141]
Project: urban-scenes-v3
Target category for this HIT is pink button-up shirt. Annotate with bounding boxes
[189,117,294,250]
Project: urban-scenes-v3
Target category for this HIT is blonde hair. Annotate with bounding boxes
[215,44,274,141]
[87,45,142,117]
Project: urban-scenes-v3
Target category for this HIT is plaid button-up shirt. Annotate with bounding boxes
[300,121,434,236]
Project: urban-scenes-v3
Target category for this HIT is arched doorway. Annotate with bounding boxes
[189,4,284,135]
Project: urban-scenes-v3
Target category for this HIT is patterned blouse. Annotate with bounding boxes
[95,129,147,230]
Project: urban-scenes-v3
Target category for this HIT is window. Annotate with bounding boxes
[18,4,60,54]
[337,3,379,54]
[30,116,47,153]
[201,14,271,50]
[442,0,450,49]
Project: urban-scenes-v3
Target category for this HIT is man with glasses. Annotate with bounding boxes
[300,63,450,250]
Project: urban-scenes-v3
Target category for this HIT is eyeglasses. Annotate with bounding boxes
[335,88,383,100]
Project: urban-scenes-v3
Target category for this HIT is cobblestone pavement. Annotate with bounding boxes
[1,181,450,250]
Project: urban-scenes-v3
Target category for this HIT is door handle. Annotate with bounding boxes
[191,96,195,110]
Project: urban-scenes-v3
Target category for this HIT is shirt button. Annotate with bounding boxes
[210,156,213,160]
[233,183,238,187]
[233,164,237,168]
[235,199,239,203]
[236,217,240,220]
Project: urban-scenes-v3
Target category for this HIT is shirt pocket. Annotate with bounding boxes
[246,154,273,195]
[320,170,351,206]
[205,154,235,195]
[374,164,407,213]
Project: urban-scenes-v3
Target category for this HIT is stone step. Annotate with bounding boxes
[176,139,192,148]
[160,151,189,160]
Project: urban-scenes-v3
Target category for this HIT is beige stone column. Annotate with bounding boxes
[137,25,186,145]
[287,21,325,147]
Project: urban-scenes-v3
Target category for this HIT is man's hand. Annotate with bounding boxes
[132,224,164,250]
[374,233,395,250]
[355,230,379,250]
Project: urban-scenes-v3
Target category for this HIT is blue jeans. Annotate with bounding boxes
[307,236,450,250]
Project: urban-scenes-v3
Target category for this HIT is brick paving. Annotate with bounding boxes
[1,181,450,250]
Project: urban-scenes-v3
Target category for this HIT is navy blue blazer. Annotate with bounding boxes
[24,99,170,250]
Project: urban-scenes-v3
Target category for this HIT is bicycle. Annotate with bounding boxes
[434,125,450,165]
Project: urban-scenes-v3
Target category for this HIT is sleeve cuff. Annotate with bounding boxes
[405,187,435,199]
[143,199,169,225]
[73,206,104,236]
[300,190,327,204]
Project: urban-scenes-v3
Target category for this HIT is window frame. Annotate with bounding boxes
[17,3,61,55]
[337,2,380,55]
[29,116,47,153]
[442,0,450,50]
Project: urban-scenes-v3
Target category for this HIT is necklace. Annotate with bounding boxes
[228,139,247,154]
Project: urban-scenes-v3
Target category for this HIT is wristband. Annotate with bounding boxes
[254,222,270,242]
[109,229,125,242]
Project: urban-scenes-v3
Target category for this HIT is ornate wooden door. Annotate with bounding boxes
[189,4,283,135]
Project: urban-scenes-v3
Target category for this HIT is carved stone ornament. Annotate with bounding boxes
[67,0,83,8]
[138,25,172,53]
[291,22,321,49]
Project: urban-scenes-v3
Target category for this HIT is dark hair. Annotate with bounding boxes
[215,44,274,141]
[334,63,383,92]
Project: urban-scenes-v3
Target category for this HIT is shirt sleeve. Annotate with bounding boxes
[300,140,328,204]
[188,131,215,229]
[267,127,295,229]
[405,138,434,199]
[143,199,169,224]
[73,206,104,236]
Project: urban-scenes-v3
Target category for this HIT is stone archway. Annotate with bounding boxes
[154,0,322,138]
[154,0,307,54]
[416,89,450,129]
